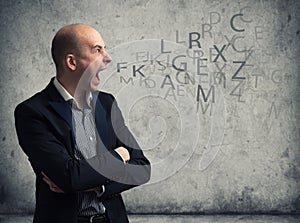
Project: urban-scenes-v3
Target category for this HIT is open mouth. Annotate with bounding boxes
[96,72,100,81]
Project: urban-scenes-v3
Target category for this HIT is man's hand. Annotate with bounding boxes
[114,146,130,163]
[42,172,104,194]
[42,172,64,193]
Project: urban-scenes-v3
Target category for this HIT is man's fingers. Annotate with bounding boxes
[42,172,53,183]
[41,172,65,193]
[42,176,52,185]
[41,172,49,179]
[50,186,64,193]
[114,146,130,162]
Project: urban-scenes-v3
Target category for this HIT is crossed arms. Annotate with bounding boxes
[14,95,150,199]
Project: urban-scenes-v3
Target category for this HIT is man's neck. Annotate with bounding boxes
[74,93,89,110]
[56,76,90,110]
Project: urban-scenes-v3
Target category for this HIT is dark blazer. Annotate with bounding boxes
[14,78,151,223]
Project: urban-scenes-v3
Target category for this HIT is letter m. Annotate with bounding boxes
[197,84,215,103]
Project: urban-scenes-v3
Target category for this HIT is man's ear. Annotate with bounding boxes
[65,54,77,71]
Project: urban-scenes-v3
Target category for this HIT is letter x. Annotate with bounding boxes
[213,45,227,62]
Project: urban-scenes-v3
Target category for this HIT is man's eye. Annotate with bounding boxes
[96,49,101,53]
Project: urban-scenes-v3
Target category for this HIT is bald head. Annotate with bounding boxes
[50,24,111,96]
[51,24,100,72]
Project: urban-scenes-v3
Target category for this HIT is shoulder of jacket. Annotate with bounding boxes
[20,88,49,106]
[15,84,52,115]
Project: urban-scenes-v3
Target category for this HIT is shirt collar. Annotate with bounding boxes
[53,77,92,109]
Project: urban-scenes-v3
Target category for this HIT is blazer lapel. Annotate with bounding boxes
[45,79,73,129]
[49,101,73,129]
[45,79,76,155]
[93,93,109,151]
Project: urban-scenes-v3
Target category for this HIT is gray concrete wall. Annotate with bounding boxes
[0,0,299,215]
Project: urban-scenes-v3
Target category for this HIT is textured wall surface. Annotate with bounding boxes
[0,0,299,215]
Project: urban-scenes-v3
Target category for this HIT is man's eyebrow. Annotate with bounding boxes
[92,44,106,49]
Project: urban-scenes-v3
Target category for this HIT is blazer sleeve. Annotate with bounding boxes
[14,102,127,193]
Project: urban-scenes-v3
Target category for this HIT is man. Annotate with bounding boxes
[14,24,151,223]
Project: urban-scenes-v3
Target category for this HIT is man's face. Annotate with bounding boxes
[76,28,112,92]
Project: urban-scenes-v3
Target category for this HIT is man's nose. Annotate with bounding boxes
[103,51,112,63]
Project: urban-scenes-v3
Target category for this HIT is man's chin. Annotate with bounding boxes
[90,84,100,92]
